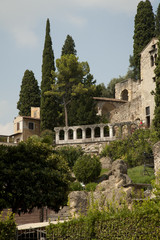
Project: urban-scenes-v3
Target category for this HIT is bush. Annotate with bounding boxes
[69,181,84,191]
[85,182,98,192]
[56,146,84,169]
[73,155,101,184]
[0,211,17,240]
[101,129,154,167]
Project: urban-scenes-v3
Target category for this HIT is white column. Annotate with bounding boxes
[100,127,103,139]
[73,129,76,140]
[109,125,113,138]
[64,130,68,142]
[55,130,59,143]
[82,128,85,139]
[91,128,94,139]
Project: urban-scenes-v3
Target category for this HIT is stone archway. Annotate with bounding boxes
[121,89,128,101]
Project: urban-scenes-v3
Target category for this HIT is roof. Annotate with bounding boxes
[93,97,127,103]
[22,116,40,121]
[17,220,66,230]
[140,37,158,55]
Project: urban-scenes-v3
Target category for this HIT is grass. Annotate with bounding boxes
[100,168,109,176]
[127,165,155,184]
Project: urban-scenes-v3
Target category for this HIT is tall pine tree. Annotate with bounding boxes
[61,35,77,56]
[155,4,160,37]
[17,70,40,116]
[41,19,60,131]
[133,0,155,79]
[153,37,160,137]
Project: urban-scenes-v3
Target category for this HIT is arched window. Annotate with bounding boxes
[59,130,64,140]
[86,128,91,138]
[77,128,82,139]
[104,126,109,137]
[94,127,100,138]
[68,129,73,139]
[121,89,128,101]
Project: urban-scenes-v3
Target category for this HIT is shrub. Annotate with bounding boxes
[101,129,154,167]
[56,146,84,169]
[69,181,84,191]
[0,211,17,240]
[73,155,101,184]
[85,182,98,192]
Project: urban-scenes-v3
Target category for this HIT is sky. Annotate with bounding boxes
[0,0,159,135]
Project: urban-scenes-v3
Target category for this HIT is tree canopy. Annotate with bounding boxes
[17,70,40,116]
[133,0,155,79]
[61,35,77,56]
[155,4,160,37]
[0,140,71,214]
[47,54,92,126]
[153,37,160,137]
[40,19,60,131]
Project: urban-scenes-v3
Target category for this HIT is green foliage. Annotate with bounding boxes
[100,77,125,98]
[56,146,84,169]
[133,0,155,79]
[0,211,16,240]
[17,70,40,116]
[101,129,155,168]
[69,181,84,191]
[0,140,71,214]
[153,37,160,138]
[40,129,54,145]
[68,74,101,125]
[61,35,77,56]
[73,155,101,184]
[41,19,60,131]
[155,4,160,37]
[46,191,160,239]
[128,165,155,184]
[48,54,92,126]
[85,182,98,192]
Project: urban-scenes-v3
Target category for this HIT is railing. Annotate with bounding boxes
[54,121,138,145]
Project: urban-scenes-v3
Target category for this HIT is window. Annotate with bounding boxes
[121,89,128,101]
[29,122,34,130]
[146,106,150,116]
[150,55,154,67]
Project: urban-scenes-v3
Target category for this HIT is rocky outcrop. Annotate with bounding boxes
[69,159,132,217]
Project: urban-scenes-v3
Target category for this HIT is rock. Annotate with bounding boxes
[68,191,89,218]
[111,159,128,176]
[100,156,112,170]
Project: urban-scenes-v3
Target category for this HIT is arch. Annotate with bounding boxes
[77,128,82,139]
[122,125,128,138]
[121,89,128,101]
[113,125,119,137]
[94,127,100,138]
[86,128,91,138]
[59,130,64,140]
[104,126,109,137]
[68,129,73,139]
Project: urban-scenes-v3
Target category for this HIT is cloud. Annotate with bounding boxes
[0,0,158,47]
[0,122,13,135]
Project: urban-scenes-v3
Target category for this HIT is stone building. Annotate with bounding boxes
[12,107,40,143]
[96,37,158,128]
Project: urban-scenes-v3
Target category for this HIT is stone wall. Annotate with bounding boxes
[110,96,142,123]
[115,78,141,102]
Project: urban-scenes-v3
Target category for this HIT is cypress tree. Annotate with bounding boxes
[133,0,155,79]
[41,19,59,131]
[153,37,160,137]
[61,35,77,56]
[155,4,160,37]
[17,70,40,116]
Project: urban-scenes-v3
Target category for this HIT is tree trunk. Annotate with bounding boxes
[64,102,68,127]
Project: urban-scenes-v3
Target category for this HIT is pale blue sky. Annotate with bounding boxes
[0,0,159,134]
